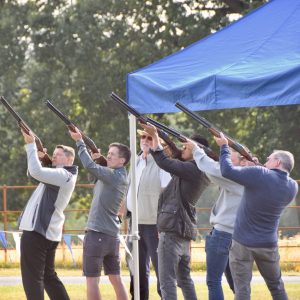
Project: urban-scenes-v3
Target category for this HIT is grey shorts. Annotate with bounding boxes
[83,230,120,277]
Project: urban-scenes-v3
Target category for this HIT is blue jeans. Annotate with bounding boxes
[130,224,161,300]
[205,228,233,300]
[158,232,197,300]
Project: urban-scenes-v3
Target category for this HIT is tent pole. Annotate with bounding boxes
[129,114,140,300]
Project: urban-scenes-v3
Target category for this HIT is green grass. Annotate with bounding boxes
[0,267,130,276]
[2,267,300,277]
[1,269,300,299]
[1,283,300,300]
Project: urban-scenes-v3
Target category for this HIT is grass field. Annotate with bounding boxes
[1,269,300,300]
[1,283,300,300]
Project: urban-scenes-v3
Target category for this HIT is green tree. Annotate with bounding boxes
[3,0,299,228]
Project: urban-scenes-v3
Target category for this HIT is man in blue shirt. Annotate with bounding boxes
[215,133,298,300]
[184,139,256,300]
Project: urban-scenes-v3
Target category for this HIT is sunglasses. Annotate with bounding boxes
[141,135,153,141]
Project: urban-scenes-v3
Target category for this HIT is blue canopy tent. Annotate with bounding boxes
[127,0,300,113]
[125,1,300,298]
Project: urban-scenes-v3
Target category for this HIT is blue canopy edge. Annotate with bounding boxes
[126,0,300,113]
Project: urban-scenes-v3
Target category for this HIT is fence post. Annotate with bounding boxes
[3,185,8,263]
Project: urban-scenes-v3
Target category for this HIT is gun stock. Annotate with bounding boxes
[111,93,218,161]
[147,118,218,161]
[46,100,107,166]
[154,130,182,160]
[0,96,52,166]
[175,101,255,163]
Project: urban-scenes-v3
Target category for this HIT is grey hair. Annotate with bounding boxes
[273,150,295,173]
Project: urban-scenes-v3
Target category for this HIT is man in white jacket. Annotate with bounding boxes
[185,139,255,300]
[19,130,78,300]
[127,129,171,300]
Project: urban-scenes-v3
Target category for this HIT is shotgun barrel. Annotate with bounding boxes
[111,93,218,161]
[175,101,256,163]
[0,96,52,166]
[46,100,107,166]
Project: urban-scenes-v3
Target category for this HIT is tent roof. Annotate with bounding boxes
[126,0,300,113]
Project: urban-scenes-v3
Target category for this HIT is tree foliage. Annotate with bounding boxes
[1,0,299,215]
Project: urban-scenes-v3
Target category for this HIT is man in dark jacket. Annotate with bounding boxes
[141,123,210,300]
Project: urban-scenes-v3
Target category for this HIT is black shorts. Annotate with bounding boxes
[83,230,120,277]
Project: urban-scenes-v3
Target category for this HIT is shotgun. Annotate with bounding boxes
[111,92,218,161]
[46,100,107,166]
[0,96,52,166]
[175,101,255,163]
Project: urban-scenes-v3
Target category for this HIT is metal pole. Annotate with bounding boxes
[62,225,66,264]
[129,115,140,300]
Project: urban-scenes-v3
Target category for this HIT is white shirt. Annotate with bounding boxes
[127,154,171,212]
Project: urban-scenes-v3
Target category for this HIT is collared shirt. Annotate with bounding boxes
[127,154,171,213]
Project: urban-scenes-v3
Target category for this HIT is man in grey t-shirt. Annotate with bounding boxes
[70,127,131,300]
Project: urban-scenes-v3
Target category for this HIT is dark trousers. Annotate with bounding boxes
[230,240,287,300]
[21,231,70,300]
[224,260,235,293]
[158,232,197,300]
[130,224,161,300]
